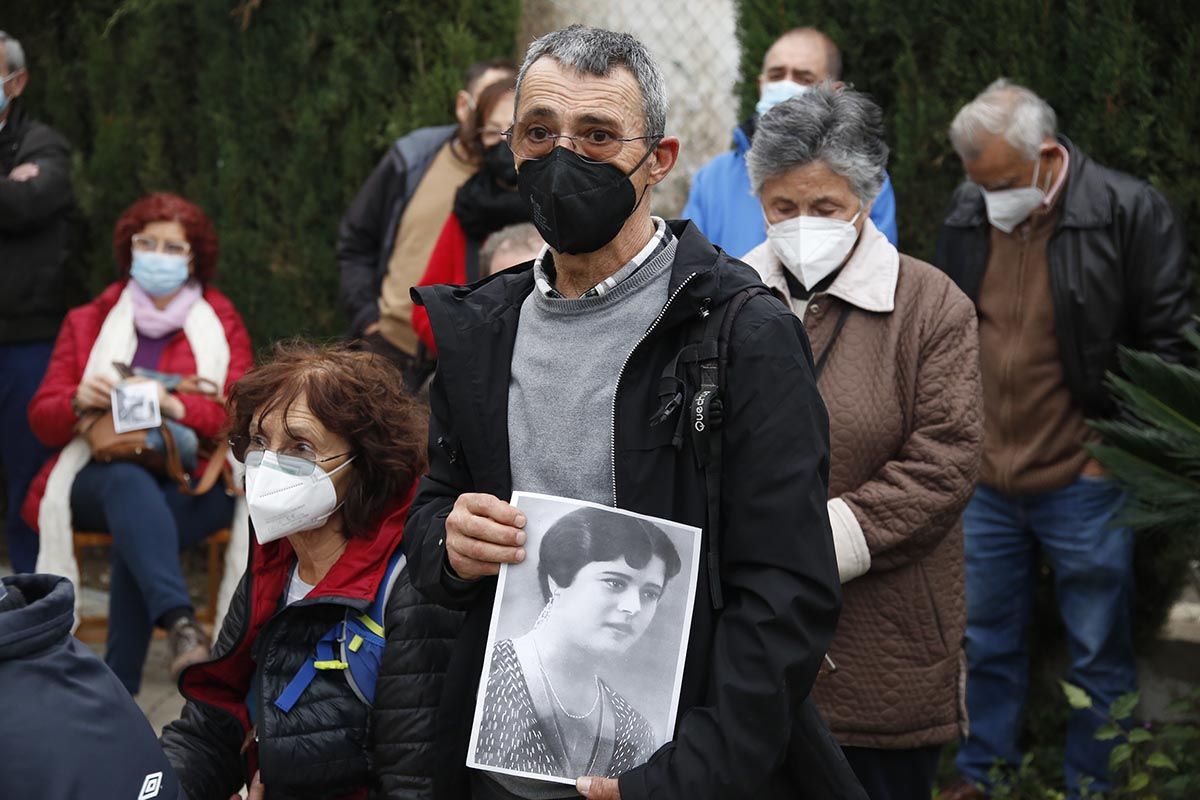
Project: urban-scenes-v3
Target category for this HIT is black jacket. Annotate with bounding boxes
[337,124,457,337]
[407,220,848,799]
[0,101,74,342]
[0,574,183,800]
[161,503,462,800]
[934,137,1193,416]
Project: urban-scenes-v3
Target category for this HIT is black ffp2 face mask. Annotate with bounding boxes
[516,144,657,255]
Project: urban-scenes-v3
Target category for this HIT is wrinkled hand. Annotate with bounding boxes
[74,376,116,412]
[577,776,620,799]
[8,162,39,182]
[445,493,526,581]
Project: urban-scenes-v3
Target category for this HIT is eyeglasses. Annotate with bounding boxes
[503,123,663,164]
[132,234,192,257]
[229,435,353,477]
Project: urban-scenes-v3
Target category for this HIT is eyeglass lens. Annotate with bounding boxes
[132,234,191,257]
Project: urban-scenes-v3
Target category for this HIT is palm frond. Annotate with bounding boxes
[1091,325,1200,538]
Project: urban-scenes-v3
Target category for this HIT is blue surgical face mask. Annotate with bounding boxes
[756,80,811,117]
[130,251,191,297]
[0,71,20,115]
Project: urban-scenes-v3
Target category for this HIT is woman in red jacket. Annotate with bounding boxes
[24,192,253,694]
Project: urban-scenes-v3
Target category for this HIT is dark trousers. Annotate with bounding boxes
[841,745,942,800]
[71,460,235,694]
[0,339,55,573]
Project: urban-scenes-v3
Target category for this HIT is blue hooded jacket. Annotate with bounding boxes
[683,119,898,258]
[0,574,182,800]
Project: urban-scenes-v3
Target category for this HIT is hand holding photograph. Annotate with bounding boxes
[467,493,701,787]
[111,379,162,434]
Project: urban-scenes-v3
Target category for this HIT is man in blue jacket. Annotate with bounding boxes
[0,573,182,799]
[683,27,897,257]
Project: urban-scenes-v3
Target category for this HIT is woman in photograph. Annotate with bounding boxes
[474,506,682,783]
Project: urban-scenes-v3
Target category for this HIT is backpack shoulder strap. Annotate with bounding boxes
[366,547,408,630]
[273,547,407,713]
[689,285,773,610]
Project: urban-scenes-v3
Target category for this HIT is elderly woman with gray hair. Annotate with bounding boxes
[742,84,984,800]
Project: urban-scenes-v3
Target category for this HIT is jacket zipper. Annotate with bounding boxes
[610,273,699,506]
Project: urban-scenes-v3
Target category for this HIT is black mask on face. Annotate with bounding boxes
[516,143,658,255]
[482,140,519,186]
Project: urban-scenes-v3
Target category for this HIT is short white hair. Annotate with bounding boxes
[949,79,1057,160]
[0,31,25,74]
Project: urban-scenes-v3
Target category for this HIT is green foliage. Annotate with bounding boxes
[1090,335,1200,539]
[6,0,520,346]
[734,0,1200,282]
[977,687,1200,797]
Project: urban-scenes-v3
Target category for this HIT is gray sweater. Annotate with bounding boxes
[508,238,678,507]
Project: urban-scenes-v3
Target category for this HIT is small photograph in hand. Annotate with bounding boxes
[467,492,701,787]
[111,380,162,434]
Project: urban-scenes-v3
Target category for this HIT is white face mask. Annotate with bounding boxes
[244,451,355,544]
[766,208,863,291]
[981,156,1049,233]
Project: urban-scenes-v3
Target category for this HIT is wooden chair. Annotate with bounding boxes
[72,528,231,640]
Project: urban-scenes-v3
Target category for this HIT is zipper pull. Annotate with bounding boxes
[650,392,683,426]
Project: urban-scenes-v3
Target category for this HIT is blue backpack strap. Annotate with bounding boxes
[274,549,407,713]
[343,548,407,706]
[275,628,348,713]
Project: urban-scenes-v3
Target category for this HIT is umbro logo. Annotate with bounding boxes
[137,771,163,799]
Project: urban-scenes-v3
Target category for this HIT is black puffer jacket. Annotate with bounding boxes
[161,500,462,800]
[0,100,75,342]
[934,136,1194,416]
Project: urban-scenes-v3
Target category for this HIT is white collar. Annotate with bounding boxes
[742,217,899,314]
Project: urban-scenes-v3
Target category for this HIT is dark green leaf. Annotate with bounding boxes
[1110,693,1140,720]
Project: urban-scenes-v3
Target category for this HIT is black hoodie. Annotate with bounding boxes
[0,573,182,799]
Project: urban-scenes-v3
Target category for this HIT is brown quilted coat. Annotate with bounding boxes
[746,225,982,749]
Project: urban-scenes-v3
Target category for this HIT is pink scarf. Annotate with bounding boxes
[129,279,204,338]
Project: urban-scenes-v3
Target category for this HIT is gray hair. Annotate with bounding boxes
[0,31,25,74]
[480,222,543,272]
[515,25,668,136]
[746,83,889,205]
[949,79,1057,161]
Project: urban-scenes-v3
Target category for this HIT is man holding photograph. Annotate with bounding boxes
[405,25,850,800]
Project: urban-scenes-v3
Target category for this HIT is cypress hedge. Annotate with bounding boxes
[7,0,520,345]
[735,0,1199,281]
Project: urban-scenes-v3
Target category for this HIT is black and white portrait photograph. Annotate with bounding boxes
[110,379,162,434]
[467,492,701,786]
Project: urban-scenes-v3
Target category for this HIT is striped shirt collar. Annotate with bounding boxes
[534,217,671,299]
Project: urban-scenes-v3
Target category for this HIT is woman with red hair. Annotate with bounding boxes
[23,192,252,694]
